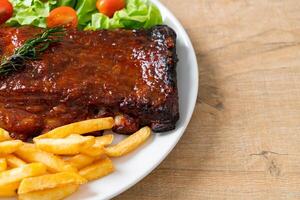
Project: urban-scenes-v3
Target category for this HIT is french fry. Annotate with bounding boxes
[35,117,114,140]
[6,154,26,168]
[79,156,114,181]
[18,184,79,200]
[0,158,7,172]
[0,119,152,200]
[104,127,151,157]
[34,134,95,155]
[81,135,113,157]
[0,163,46,186]
[0,140,23,154]
[18,172,87,194]
[67,154,96,170]
[81,146,104,157]
[0,182,19,197]
[15,144,77,173]
[0,128,11,142]
[95,134,114,146]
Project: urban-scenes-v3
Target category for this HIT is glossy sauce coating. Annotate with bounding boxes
[0,25,179,139]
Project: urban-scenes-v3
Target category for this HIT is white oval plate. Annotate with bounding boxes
[5,1,199,200]
[71,0,199,199]
[73,1,199,199]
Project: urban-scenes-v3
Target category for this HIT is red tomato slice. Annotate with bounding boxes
[96,0,125,18]
[0,0,13,25]
[47,6,78,28]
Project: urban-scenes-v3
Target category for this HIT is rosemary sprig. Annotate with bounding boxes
[0,27,66,76]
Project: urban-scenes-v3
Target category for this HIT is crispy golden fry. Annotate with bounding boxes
[79,156,114,181]
[104,127,151,157]
[81,146,104,157]
[0,182,19,197]
[67,154,96,170]
[95,134,114,146]
[0,128,11,142]
[18,184,79,200]
[0,158,7,172]
[0,163,46,186]
[0,140,23,155]
[35,117,114,140]
[34,134,95,155]
[81,135,113,157]
[0,119,152,199]
[18,172,86,194]
[15,144,77,173]
[6,154,26,168]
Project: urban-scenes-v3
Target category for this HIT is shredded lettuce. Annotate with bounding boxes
[6,0,162,30]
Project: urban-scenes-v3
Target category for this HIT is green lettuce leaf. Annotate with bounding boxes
[57,0,77,7]
[7,0,57,28]
[85,0,162,30]
[75,0,98,27]
[6,0,162,30]
[85,13,110,30]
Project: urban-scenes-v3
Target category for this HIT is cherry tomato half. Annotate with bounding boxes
[96,0,125,18]
[47,6,78,28]
[0,0,13,25]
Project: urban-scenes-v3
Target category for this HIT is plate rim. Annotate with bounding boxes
[103,0,199,199]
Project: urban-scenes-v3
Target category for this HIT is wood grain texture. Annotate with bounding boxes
[114,0,300,199]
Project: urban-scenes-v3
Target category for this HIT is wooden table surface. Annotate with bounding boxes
[115,1,300,199]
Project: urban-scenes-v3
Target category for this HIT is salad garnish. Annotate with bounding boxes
[0,0,13,24]
[4,0,162,30]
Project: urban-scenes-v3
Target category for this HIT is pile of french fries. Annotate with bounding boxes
[0,117,151,200]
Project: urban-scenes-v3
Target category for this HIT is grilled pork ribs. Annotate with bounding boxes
[0,25,179,140]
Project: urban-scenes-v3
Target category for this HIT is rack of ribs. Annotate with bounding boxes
[0,25,179,140]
